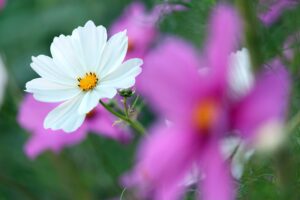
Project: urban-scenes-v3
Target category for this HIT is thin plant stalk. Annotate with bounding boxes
[99,100,145,135]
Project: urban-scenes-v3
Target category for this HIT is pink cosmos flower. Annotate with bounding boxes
[110,2,187,60]
[110,2,158,59]
[123,5,290,200]
[259,0,298,25]
[18,95,131,159]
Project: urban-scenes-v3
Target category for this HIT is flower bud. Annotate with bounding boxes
[119,88,135,97]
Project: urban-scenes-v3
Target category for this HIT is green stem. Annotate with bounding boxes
[100,100,127,121]
[100,100,146,135]
[127,118,146,136]
[287,111,300,133]
[131,95,145,117]
[236,0,263,71]
[123,97,129,119]
[274,147,297,199]
[131,95,140,109]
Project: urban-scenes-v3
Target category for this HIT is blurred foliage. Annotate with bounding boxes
[1,0,300,199]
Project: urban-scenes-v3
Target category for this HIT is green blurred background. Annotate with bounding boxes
[1,0,300,199]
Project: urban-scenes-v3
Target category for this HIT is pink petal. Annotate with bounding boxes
[18,95,87,159]
[151,2,189,17]
[138,37,201,123]
[232,59,290,139]
[24,134,53,160]
[24,128,86,159]
[23,126,87,160]
[283,32,300,61]
[109,2,158,59]
[18,94,56,132]
[198,140,235,200]
[0,0,5,9]
[203,5,241,94]
[259,0,298,25]
[123,125,199,200]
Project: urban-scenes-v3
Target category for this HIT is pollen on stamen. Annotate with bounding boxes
[77,72,99,91]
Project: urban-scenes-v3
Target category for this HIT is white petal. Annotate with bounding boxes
[50,34,85,77]
[231,143,254,179]
[26,78,80,102]
[71,21,107,73]
[97,30,128,77]
[220,136,241,160]
[101,58,142,89]
[44,94,86,132]
[182,164,202,187]
[31,55,75,86]
[78,91,101,114]
[0,56,7,108]
[221,136,254,180]
[95,85,117,99]
[60,114,86,133]
[228,48,254,100]
[77,86,117,114]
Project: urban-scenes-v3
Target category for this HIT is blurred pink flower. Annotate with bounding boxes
[110,2,158,59]
[259,0,298,25]
[152,1,189,17]
[122,5,290,200]
[283,32,300,60]
[110,2,187,60]
[0,0,5,10]
[18,95,131,159]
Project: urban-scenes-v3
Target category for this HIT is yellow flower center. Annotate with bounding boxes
[77,72,98,91]
[193,100,218,131]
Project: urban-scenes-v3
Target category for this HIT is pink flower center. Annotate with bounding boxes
[193,100,218,132]
[86,109,97,119]
[128,38,135,52]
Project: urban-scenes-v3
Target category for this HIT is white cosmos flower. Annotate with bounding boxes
[0,56,7,109]
[26,20,143,133]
